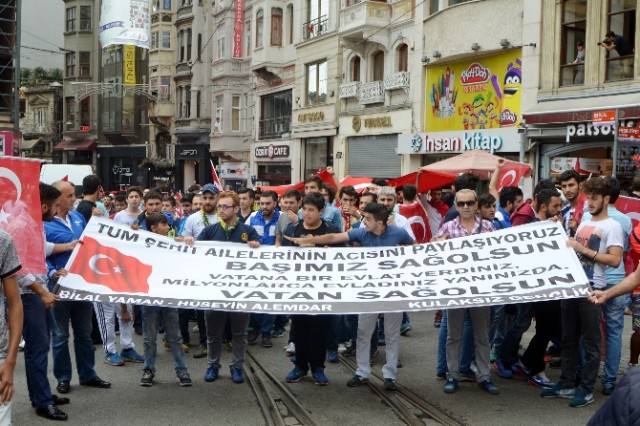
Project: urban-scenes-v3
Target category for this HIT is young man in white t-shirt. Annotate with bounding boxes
[542,177,623,408]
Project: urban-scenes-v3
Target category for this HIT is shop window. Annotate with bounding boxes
[232,96,240,131]
[307,60,328,105]
[372,51,384,82]
[352,56,361,82]
[79,51,91,77]
[66,7,76,32]
[271,8,283,46]
[605,0,636,82]
[80,6,91,30]
[305,137,332,179]
[559,0,586,86]
[259,91,292,139]
[65,52,75,78]
[397,44,408,72]
[256,9,264,48]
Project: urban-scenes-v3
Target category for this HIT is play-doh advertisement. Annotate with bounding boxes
[426,50,522,131]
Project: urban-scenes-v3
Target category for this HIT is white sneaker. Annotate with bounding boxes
[337,343,346,354]
[18,338,25,351]
[285,342,295,354]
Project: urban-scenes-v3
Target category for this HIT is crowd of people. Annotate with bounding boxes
[0,161,639,424]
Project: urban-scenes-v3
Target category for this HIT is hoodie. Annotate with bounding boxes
[510,200,536,227]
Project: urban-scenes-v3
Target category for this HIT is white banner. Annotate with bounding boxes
[99,0,151,49]
[58,218,590,314]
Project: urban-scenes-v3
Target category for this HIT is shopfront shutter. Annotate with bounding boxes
[347,135,401,178]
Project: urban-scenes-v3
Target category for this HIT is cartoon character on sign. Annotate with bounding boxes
[490,58,522,127]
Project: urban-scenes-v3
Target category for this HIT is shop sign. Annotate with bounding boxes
[220,162,249,179]
[352,115,392,132]
[112,165,132,176]
[566,122,616,142]
[178,149,199,157]
[255,144,289,159]
[550,157,612,176]
[426,50,523,132]
[397,128,519,154]
[592,110,616,126]
[618,125,640,142]
[298,112,325,122]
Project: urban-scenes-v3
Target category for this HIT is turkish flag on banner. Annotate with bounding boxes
[614,196,640,276]
[398,202,432,244]
[496,162,532,192]
[69,236,153,294]
[258,181,305,196]
[0,157,45,274]
[340,176,372,193]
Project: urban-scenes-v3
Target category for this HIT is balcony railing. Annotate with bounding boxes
[259,116,291,140]
[383,71,410,92]
[359,81,385,104]
[559,63,584,87]
[339,1,391,35]
[606,55,634,82]
[303,15,329,41]
[339,81,360,99]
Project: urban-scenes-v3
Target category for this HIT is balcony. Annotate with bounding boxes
[359,81,385,104]
[391,0,413,22]
[211,59,245,79]
[175,4,193,24]
[339,1,391,42]
[259,116,291,140]
[606,55,634,82]
[302,15,329,41]
[339,82,360,99]
[383,71,410,93]
[175,63,192,79]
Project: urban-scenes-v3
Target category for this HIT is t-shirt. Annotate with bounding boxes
[76,199,96,223]
[274,211,296,237]
[0,230,21,359]
[574,217,624,289]
[347,224,413,247]
[114,209,142,226]
[182,210,218,238]
[292,222,329,246]
[614,35,633,56]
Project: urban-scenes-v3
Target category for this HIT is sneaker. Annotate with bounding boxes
[230,367,245,384]
[435,372,447,380]
[285,342,296,355]
[104,352,125,366]
[247,330,260,345]
[443,378,459,394]
[346,374,369,387]
[181,343,189,353]
[177,372,193,387]
[489,349,498,363]
[512,360,531,377]
[528,373,555,389]
[383,378,397,390]
[459,369,476,382]
[140,369,154,387]
[18,338,25,351]
[337,343,346,353]
[312,367,329,386]
[569,390,594,407]
[492,360,513,379]
[120,348,144,363]
[193,345,207,359]
[327,351,339,363]
[602,385,614,396]
[262,337,273,348]
[400,322,412,335]
[204,366,219,382]
[272,327,286,338]
[479,380,499,395]
[541,382,575,399]
[286,366,307,383]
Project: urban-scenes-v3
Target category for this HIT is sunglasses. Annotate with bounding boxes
[456,200,476,207]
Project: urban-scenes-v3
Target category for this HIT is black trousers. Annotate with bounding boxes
[520,300,561,375]
[291,315,331,371]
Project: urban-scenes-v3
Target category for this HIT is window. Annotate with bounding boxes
[397,44,408,72]
[80,6,91,30]
[256,9,264,48]
[606,0,636,81]
[245,20,252,57]
[197,33,202,60]
[259,91,292,139]
[217,36,226,60]
[178,30,185,62]
[449,0,472,5]
[160,76,171,101]
[66,7,76,32]
[305,0,328,40]
[185,85,191,117]
[560,0,587,86]
[80,98,90,126]
[352,56,361,82]
[271,8,283,46]
[305,137,332,179]
[34,107,46,127]
[430,0,440,14]
[372,51,384,81]
[163,31,171,48]
[65,52,75,77]
[307,60,328,105]
[288,4,294,44]
[232,96,240,131]
[65,97,76,125]
[196,90,201,118]
[215,95,224,132]
[151,31,159,49]
[187,29,192,61]
[163,0,172,10]
[79,51,91,77]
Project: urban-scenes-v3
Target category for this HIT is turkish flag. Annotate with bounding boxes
[69,236,152,294]
[496,161,532,192]
[258,181,305,196]
[398,202,432,244]
[0,157,45,274]
[416,170,457,194]
[614,196,640,277]
[388,172,418,189]
[340,176,372,194]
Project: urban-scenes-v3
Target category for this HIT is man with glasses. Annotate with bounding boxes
[435,189,499,395]
[195,191,260,384]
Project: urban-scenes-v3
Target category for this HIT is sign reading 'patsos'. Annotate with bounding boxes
[255,144,289,159]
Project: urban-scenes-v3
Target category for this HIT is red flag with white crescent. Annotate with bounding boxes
[398,202,432,244]
[209,160,224,191]
[0,157,45,274]
[496,161,532,192]
[68,236,153,293]
[615,196,640,277]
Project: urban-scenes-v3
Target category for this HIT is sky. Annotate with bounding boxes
[20,0,64,69]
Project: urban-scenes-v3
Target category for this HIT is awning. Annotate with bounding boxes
[524,93,640,125]
[53,139,97,151]
[20,138,44,150]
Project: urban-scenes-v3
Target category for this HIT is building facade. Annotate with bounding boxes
[19,83,63,161]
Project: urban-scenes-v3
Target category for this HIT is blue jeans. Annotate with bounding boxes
[250,313,277,338]
[142,307,187,374]
[499,303,533,365]
[21,294,54,408]
[437,310,474,375]
[49,297,97,384]
[601,288,626,388]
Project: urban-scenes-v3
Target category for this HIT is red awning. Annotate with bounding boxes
[53,140,97,151]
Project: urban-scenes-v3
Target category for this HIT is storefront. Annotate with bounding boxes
[53,134,97,165]
[96,145,148,192]
[253,142,293,186]
[292,106,337,180]
[174,144,213,192]
[219,161,250,191]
